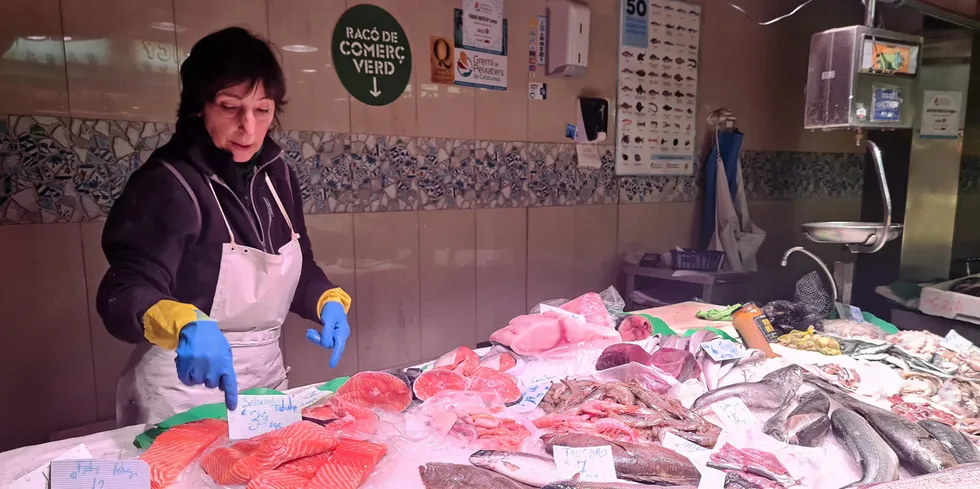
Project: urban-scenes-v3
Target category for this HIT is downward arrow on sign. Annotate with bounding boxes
[370,77,381,97]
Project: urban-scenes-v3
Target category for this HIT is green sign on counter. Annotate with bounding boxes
[332,4,412,106]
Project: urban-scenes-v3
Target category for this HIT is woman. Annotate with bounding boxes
[97,27,351,426]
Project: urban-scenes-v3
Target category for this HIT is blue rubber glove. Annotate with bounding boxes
[306,301,350,369]
[175,320,238,411]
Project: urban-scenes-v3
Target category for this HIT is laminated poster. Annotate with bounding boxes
[615,0,701,176]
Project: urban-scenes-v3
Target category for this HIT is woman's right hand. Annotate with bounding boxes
[175,320,239,410]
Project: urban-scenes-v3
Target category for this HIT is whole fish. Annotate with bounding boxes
[919,420,980,463]
[763,396,798,442]
[831,409,900,488]
[543,483,696,489]
[811,378,957,474]
[419,463,534,489]
[469,450,559,487]
[788,390,830,417]
[692,364,803,412]
[541,432,700,485]
[792,413,830,447]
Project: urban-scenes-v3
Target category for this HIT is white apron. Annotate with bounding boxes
[116,173,303,426]
[709,130,766,272]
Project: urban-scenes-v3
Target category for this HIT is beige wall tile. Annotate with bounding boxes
[0,224,96,451]
[474,0,531,141]
[80,221,133,422]
[0,1,70,116]
[475,208,528,342]
[527,206,576,306]
[61,0,180,122]
[415,0,476,139]
[174,0,269,59]
[282,214,359,385]
[268,0,350,133]
[353,211,421,371]
[348,0,418,136]
[616,202,701,256]
[419,210,477,357]
[573,205,619,295]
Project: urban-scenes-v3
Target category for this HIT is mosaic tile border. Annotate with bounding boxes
[0,114,906,225]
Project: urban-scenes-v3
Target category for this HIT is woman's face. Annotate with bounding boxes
[203,81,275,163]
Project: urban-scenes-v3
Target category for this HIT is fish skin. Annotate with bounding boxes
[788,390,830,417]
[812,378,957,475]
[541,432,700,485]
[792,414,830,447]
[468,450,559,487]
[542,483,697,489]
[692,365,803,412]
[763,396,798,442]
[831,409,900,488]
[418,463,535,489]
[919,420,980,464]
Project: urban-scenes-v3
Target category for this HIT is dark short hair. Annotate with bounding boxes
[177,27,287,128]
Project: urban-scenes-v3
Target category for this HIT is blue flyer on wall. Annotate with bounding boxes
[621,0,648,48]
[872,85,902,122]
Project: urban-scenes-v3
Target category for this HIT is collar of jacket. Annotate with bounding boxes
[171,118,285,184]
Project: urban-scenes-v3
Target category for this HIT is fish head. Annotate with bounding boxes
[763,364,804,389]
[468,450,503,469]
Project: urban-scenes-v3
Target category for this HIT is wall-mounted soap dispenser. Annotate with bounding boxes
[546,0,591,77]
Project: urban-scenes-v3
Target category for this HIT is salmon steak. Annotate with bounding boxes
[244,452,333,489]
[335,371,413,412]
[432,346,480,371]
[464,366,523,405]
[201,421,339,485]
[138,418,227,489]
[303,396,381,436]
[413,369,470,401]
[308,438,388,489]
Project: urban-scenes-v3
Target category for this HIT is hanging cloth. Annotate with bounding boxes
[706,129,766,272]
[700,130,742,249]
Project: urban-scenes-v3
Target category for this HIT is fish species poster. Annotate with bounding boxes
[615,0,701,176]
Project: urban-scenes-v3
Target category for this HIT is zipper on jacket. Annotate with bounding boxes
[208,175,267,252]
[249,150,286,254]
[263,196,275,247]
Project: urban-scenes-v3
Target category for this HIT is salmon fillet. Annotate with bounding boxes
[201,421,339,485]
[138,418,227,489]
[335,372,412,412]
[244,452,334,489]
[307,438,387,489]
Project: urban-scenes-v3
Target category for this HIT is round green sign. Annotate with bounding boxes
[332,4,412,107]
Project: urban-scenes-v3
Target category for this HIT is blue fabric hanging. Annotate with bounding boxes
[700,130,744,249]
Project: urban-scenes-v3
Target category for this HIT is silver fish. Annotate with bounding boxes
[788,390,830,417]
[692,364,803,412]
[543,483,697,489]
[792,413,830,447]
[919,420,980,464]
[419,463,534,489]
[811,378,958,474]
[763,395,798,442]
[469,450,559,487]
[831,409,900,487]
[541,432,701,485]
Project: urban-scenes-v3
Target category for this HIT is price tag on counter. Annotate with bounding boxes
[701,339,747,362]
[942,329,975,354]
[710,397,757,431]
[540,304,585,322]
[661,430,709,455]
[50,460,149,489]
[553,445,617,482]
[228,395,302,439]
[288,386,332,409]
[8,444,93,489]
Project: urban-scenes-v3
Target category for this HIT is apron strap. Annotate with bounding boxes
[204,177,237,245]
[264,174,298,238]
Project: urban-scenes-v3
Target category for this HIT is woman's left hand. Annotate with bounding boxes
[307,302,350,369]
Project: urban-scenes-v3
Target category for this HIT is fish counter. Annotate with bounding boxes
[3,289,980,489]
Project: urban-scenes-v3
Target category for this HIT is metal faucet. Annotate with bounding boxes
[780,246,838,304]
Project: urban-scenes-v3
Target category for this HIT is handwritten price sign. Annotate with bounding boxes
[50,460,149,489]
[553,445,617,482]
[710,397,758,431]
[228,395,301,439]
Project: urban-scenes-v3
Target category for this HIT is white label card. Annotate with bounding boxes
[540,304,586,322]
[553,445,618,482]
[700,339,747,362]
[49,460,149,489]
[8,444,93,489]
[942,329,975,354]
[661,430,709,455]
[289,386,332,409]
[228,394,302,439]
[710,397,758,431]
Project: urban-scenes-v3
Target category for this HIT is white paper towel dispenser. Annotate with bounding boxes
[546,0,590,77]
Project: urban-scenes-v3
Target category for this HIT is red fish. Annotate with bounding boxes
[414,369,470,401]
[139,418,227,489]
[464,366,523,405]
[335,371,413,412]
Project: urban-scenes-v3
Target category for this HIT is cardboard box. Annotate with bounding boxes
[919,275,980,325]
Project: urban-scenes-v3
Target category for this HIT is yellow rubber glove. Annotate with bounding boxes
[142,300,209,350]
[316,287,352,318]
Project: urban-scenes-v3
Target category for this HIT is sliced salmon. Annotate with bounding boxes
[432,346,480,371]
[413,368,470,400]
[307,438,387,489]
[201,421,339,485]
[139,418,227,489]
[244,452,334,489]
[335,371,413,412]
[464,366,523,405]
